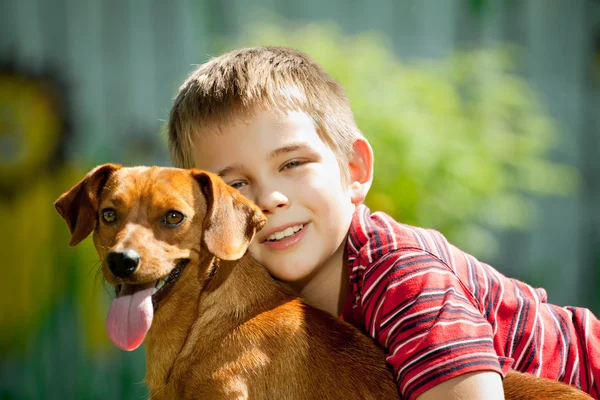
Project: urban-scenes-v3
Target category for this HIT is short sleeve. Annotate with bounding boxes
[359,250,507,400]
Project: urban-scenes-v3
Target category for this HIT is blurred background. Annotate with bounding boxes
[1,0,599,398]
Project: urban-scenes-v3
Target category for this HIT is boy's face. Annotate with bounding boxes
[192,109,359,286]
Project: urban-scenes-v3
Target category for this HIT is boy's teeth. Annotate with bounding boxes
[267,224,303,241]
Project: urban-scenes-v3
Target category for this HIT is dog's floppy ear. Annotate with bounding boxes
[54,163,122,246]
[193,170,266,261]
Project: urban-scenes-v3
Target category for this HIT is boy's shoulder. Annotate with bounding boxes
[348,205,451,268]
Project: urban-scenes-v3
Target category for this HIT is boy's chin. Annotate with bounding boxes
[259,259,317,285]
[267,269,314,286]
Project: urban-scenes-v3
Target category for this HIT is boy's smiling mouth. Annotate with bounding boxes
[266,224,304,241]
[261,223,309,249]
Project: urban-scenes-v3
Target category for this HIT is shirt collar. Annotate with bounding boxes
[344,204,374,313]
[347,204,372,266]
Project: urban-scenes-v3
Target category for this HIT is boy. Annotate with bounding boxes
[167,46,599,399]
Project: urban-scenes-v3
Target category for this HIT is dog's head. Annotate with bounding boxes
[54,164,266,350]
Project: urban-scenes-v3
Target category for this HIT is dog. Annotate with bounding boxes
[55,164,592,399]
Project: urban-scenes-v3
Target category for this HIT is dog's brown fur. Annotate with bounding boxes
[55,165,592,399]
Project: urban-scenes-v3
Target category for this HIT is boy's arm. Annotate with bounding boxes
[416,371,505,400]
[359,250,511,400]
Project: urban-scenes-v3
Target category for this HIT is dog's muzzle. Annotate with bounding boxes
[107,249,140,278]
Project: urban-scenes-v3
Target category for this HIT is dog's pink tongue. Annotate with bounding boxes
[106,284,154,351]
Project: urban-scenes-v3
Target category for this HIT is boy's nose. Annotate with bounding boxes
[256,190,289,214]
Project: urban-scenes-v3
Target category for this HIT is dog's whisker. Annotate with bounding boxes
[88,261,112,297]
[100,278,113,297]
[86,260,106,295]
[83,254,115,297]
[86,259,102,279]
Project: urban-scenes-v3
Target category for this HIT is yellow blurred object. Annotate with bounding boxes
[0,72,61,192]
[0,167,112,353]
[0,68,112,354]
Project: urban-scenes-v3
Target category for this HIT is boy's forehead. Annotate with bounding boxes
[191,109,330,171]
[201,107,309,132]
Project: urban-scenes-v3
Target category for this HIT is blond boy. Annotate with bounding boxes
[167,46,600,400]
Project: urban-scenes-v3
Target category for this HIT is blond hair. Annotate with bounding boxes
[167,46,363,169]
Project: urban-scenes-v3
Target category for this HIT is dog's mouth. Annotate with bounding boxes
[106,259,189,352]
[151,259,189,310]
[113,259,190,312]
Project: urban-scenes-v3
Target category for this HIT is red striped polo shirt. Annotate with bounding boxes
[341,205,599,400]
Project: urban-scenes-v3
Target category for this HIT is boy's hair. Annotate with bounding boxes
[167,46,363,170]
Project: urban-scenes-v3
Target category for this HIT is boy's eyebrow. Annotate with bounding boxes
[268,142,311,159]
[216,163,244,177]
[217,143,311,177]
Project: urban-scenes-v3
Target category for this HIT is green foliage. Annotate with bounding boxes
[229,20,578,258]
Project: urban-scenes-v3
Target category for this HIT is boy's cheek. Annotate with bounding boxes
[247,242,262,260]
[249,236,261,247]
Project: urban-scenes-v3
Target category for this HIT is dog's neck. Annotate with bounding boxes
[143,252,294,395]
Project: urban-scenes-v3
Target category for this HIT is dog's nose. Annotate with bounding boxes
[107,249,140,277]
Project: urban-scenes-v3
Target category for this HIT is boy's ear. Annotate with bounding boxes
[348,138,374,204]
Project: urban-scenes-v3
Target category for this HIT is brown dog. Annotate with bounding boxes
[55,165,592,399]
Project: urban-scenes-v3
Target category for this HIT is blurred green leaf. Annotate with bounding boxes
[229,19,578,258]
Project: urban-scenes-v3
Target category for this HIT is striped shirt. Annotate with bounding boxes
[341,205,599,400]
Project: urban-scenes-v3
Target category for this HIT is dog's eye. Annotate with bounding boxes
[101,208,117,224]
[163,211,184,226]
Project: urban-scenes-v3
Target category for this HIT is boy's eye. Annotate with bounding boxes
[281,160,304,170]
[229,181,246,190]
